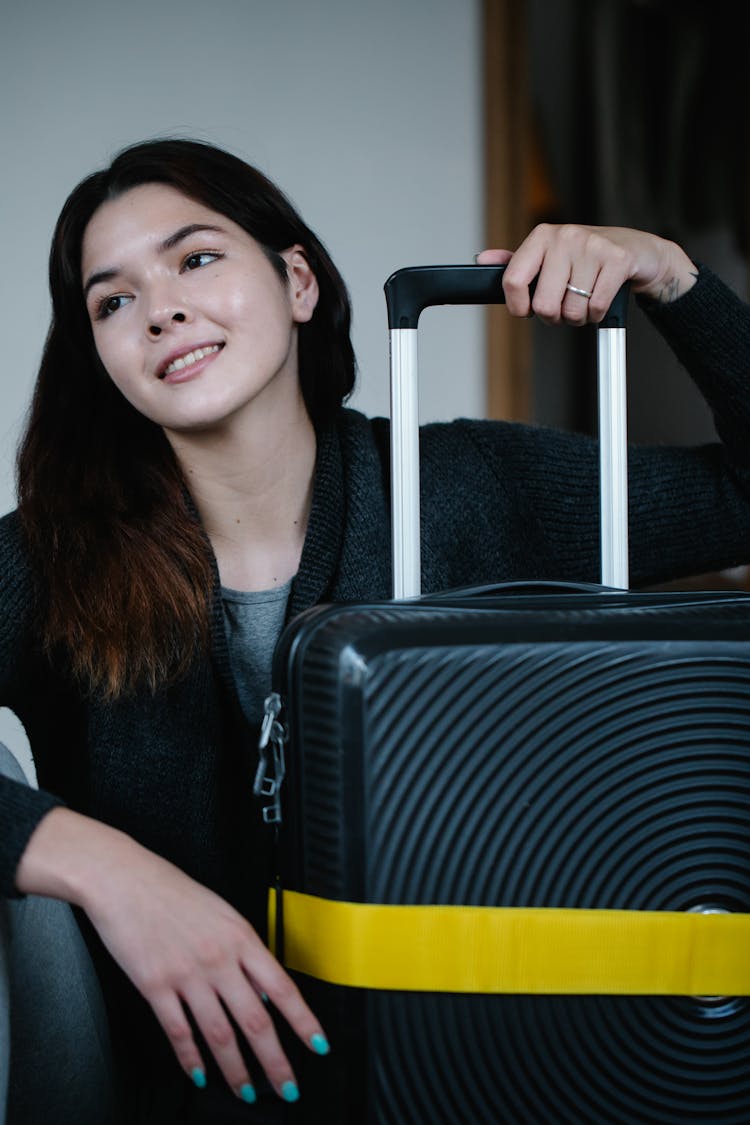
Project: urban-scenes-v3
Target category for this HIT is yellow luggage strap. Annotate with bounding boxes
[269,889,750,995]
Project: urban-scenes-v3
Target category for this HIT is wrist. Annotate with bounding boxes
[636,239,699,304]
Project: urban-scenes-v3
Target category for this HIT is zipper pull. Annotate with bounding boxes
[254,692,287,824]
[259,692,282,751]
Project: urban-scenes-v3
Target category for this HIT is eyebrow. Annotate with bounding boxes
[82,223,227,299]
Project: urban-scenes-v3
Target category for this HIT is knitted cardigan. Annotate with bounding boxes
[1,266,750,1118]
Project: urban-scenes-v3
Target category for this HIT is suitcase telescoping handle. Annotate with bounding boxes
[384,264,630,598]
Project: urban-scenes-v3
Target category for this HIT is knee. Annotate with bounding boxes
[0,743,28,786]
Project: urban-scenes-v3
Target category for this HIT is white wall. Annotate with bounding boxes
[0,0,483,777]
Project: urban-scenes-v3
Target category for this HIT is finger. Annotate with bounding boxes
[244,956,330,1059]
[183,983,261,1104]
[150,990,208,1091]
[214,969,304,1103]
[474,248,513,266]
[501,231,551,317]
[587,257,632,324]
[504,223,589,318]
[528,238,587,324]
[560,269,601,327]
[559,228,631,324]
[510,223,605,323]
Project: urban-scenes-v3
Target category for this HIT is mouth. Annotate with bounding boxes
[158,343,224,380]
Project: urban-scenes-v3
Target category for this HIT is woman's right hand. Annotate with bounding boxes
[17,807,327,1105]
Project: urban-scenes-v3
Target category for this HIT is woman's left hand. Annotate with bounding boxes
[476,224,698,326]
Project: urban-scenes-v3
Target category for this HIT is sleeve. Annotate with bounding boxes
[635,264,750,460]
[0,511,65,898]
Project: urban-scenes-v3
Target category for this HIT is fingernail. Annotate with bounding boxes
[310,1032,330,1056]
[472,253,480,264]
[239,1083,257,1104]
[281,1080,300,1103]
[191,1067,207,1089]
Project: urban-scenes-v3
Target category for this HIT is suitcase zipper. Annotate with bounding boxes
[254,691,288,824]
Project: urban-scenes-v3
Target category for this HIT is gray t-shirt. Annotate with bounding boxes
[221,577,293,726]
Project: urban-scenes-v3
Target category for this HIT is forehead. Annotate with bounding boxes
[81,183,240,275]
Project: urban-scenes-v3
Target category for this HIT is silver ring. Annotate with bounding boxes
[566,283,593,299]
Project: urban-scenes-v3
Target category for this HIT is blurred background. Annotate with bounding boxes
[1,0,748,772]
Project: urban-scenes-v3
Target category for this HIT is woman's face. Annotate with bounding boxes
[80,183,318,436]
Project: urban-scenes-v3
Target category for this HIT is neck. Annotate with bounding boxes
[167,395,317,592]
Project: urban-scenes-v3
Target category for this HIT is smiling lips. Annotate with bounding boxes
[159,343,223,380]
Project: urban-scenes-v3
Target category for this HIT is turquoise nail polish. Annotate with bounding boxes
[310,1032,330,1056]
[281,1080,300,1103]
[191,1067,207,1089]
[240,1083,257,1104]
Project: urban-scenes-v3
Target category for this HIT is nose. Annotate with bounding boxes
[148,309,187,338]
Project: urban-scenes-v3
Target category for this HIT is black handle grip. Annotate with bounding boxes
[384,264,629,330]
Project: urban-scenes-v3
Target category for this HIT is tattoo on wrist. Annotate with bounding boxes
[657,270,698,304]
[658,277,682,304]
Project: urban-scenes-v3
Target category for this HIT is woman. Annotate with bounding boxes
[1,138,749,1124]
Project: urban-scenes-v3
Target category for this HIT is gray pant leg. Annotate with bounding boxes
[0,743,116,1125]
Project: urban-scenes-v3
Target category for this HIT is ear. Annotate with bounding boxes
[280,245,319,324]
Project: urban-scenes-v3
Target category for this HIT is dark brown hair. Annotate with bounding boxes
[17,139,356,698]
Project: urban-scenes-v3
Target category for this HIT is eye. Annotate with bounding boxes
[94,293,133,320]
[182,251,222,271]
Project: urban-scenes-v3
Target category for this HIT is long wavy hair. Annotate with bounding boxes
[17,139,356,698]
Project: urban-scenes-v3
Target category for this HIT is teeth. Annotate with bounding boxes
[164,344,220,377]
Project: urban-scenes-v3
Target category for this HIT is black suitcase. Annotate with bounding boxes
[255,267,750,1124]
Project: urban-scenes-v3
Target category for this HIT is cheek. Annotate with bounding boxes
[225,268,293,327]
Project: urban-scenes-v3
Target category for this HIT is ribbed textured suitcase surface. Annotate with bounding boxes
[274,593,750,1123]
